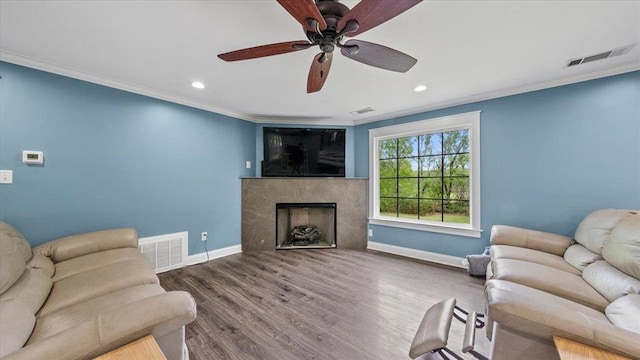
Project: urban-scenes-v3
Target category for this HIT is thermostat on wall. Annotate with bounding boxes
[22,150,44,165]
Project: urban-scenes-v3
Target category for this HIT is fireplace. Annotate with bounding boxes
[276,203,337,249]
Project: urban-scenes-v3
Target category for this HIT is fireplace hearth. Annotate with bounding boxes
[276,203,337,249]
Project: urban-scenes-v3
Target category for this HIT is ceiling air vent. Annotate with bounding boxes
[567,44,636,67]
[350,107,374,115]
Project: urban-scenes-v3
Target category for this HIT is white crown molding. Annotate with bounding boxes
[186,244,242,266]
[3,50,637,128]
[352,62,640,126]
[255,116,356,126]
[367,241,467,269]
[0,50,262,123]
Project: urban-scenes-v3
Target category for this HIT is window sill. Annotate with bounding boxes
[368,216,483,238]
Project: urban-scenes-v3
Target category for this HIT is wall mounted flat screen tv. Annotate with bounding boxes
[262,127,346,177]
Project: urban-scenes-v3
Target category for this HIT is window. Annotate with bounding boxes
[369,111,481,237]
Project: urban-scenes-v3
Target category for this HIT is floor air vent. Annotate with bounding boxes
[138,231,188,273]
[567,44,636,67]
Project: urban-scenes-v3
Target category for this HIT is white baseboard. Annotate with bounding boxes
[367,241,467,269]
[186,244,242,265]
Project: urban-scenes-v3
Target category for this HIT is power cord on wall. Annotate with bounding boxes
[203,240,210,263]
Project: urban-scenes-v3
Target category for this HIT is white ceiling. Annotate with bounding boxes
[1,0,639,125]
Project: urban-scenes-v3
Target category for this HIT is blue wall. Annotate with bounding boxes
[0,62,256,255]
[2,61,638,259]
[355,71,640,257]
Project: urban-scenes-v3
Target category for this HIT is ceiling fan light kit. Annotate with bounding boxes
[218,0,423,93]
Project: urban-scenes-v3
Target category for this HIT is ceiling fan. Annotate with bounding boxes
[218,0,423,93]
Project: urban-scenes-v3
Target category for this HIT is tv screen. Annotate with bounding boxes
[262,127,345,177]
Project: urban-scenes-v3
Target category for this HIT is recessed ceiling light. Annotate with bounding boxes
[191,81,205,89]
[414,85,427,92]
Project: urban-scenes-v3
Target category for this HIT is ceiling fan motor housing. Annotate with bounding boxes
[306,0,351,53]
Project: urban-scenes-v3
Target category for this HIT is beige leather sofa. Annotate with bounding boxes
[0,222,197,360]
[484,209,640,360]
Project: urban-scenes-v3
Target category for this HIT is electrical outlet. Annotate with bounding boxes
[368,229,373,237]
[0,170,13,184]
[201,232,208,242]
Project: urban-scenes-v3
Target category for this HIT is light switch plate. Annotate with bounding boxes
[245,161,251,169]
[0,170,13,184]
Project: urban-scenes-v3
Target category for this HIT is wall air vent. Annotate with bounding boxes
[350,107,374,115]
[567,44,636,67]
[138,231,188,273]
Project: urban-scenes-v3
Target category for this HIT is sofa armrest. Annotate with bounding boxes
[3,291,196,360]
[486,279,640,359]
[33,228,138,263]
[490,225,572,256]
[586,321,640,359]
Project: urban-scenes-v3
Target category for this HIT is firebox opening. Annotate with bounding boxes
[276,203,337,249]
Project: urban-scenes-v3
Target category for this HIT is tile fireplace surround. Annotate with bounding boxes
[242,178,368,251]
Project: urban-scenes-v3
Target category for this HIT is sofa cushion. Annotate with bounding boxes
[38,258,158,317]
[582,260,640,302]
[33,228,138,263]
[491,259,610,311]
[0,268,52,314]
[601,212,640,279]
[563,244,602,272]
[29,284,166,343]
[53,248,144,282]
[491,245,581,275]
[574,209,635,255]
[605,294,640,333]
[490,225,571,256]
[0,222,33,294]
[485,279,609,340]
[0,300,36,358]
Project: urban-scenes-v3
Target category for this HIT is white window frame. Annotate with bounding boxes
[368,111,481,238]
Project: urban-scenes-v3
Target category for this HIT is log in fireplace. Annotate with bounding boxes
[276,203,337,249]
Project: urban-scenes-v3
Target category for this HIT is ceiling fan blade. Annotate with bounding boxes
[340,39,417,73]
[218,41,312,62]
[307,52,333,93]
[337,0,422,36]
[277,0,327,32]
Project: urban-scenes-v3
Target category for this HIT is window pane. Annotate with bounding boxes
[399,199,419,219]
[379,159,397,177]
[443,154,469,176]
[380,198,397,217]
[443,177,469,201]
[420,155,441,177]
[418,134,431,156]
[419,177,442,199]
[379,139,397,159]
[396,136,415,158]
[380,178,397,197]
[398,158,418,177]
[409,136,420,157]
[409,157,420,174]
[443,129,469,154]
[444,201,470,224]
[421,133,442,155]
[419,199,442,221]
[398,178,418,198]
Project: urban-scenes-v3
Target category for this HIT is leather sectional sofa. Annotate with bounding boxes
[485,209,640,359]
[0,221,196,360]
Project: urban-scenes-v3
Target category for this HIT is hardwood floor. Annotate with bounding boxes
[159,249,490,360]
